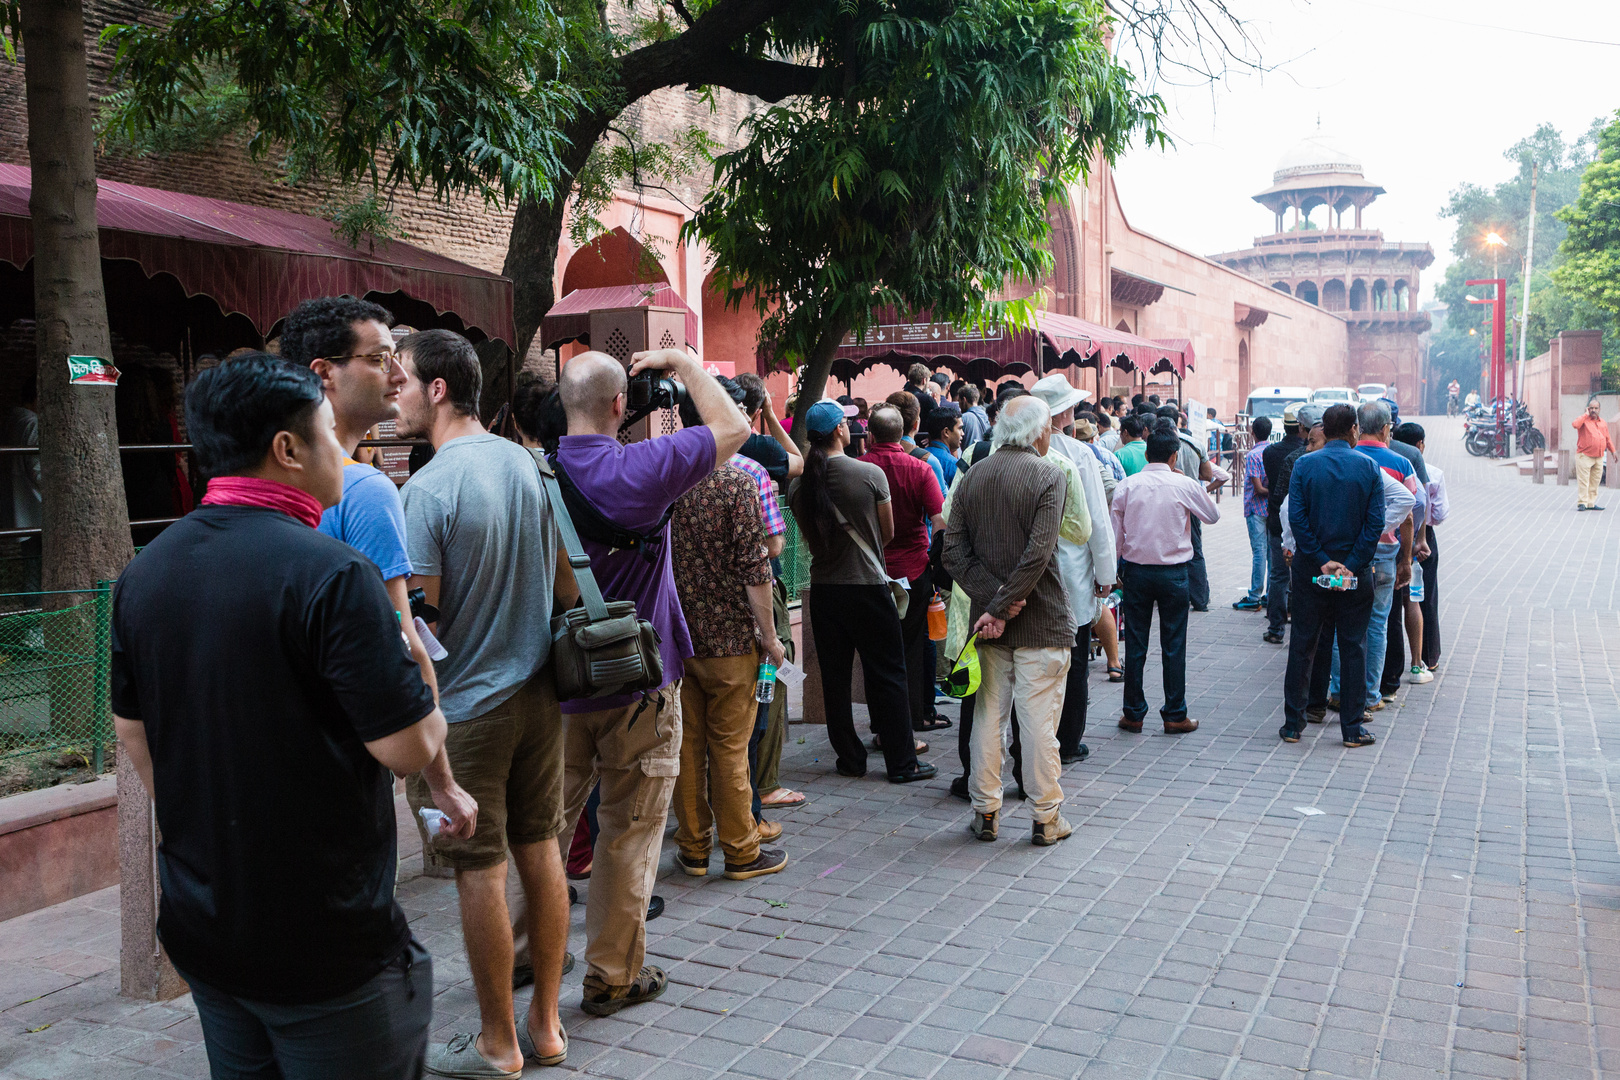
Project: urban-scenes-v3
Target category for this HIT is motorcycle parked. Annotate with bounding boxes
[1464,400,1544,457]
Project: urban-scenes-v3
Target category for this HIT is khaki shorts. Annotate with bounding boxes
[407,666,565,872]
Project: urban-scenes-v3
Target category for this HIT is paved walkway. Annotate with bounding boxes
[4,417,1619,1080]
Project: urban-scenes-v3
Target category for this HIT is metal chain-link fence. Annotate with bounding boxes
[779,516,812,605]
[0,587,113,785]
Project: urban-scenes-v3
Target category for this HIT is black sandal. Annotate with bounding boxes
[915,715,953,732]
[1107,666,1124,682]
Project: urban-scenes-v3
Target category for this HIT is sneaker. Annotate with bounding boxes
[1060,744,1089,764]
[1408,665,1434,684]
[1263,631,1285,644]
[1366,700,1385,712]
[676,852,709,877]
[1278,726,1301,743]
[1032,815,1074,846]
[724,847,788,880]
[970,810,998,841]
[1381,690,1397,703]
[1326,696,1340,712]
[1232,598,1262,611]
[1343,730,1377,749]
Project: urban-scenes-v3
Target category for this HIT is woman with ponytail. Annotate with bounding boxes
[786,401,936,785]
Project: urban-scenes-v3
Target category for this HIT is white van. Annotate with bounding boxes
[1243,387,1312,442]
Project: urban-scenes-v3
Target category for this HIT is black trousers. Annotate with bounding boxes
[1188,518,1210,609]
[1265,531,1290,634]
[1284,566,1374,739]
[809,583,918,776]
[1419,526,1440,668]
[897,567,935,730]
[1057,622,1091,755]
[1382,583,1410,695]
[1120,560,1190,724]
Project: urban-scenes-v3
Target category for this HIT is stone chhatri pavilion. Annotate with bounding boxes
[1211,129,1434,402]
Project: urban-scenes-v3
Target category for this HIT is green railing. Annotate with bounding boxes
[0,587,114,782]
[779,516,812,605]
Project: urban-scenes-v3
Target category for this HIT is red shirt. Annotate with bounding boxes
[861,442,944,580]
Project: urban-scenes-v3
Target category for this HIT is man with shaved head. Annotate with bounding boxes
[551,348,748,1017]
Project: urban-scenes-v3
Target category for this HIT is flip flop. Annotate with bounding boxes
[760,788,806,808]
[517,1019,568,1068]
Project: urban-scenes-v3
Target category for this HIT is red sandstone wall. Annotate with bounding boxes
[1098,176,1349,417]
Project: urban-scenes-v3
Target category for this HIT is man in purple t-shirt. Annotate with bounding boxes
[552,348,749,1016]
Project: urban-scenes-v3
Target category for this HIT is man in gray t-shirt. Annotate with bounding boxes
[393,330,576,1076]
[402,431,559,721]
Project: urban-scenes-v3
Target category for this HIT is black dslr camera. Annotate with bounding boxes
[626,371,683,412]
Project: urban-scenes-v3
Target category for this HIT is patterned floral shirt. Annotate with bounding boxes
[671,464,773,658]
[1243,445,1268,517]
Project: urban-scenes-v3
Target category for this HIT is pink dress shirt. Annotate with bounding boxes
[1110,463,1221,566]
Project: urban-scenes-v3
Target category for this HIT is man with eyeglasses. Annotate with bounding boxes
[280,298,451,714]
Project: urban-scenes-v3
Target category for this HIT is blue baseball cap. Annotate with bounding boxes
[805,399,856,436]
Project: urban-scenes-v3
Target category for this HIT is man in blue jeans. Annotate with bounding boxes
[1233,415,1272,610]
[1325,400,1418,715]
[1110,429,1220,735]
[1280,403,1385,747]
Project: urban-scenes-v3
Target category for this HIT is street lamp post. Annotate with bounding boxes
[1467,276,1508,457]
[1483,232,1514,455]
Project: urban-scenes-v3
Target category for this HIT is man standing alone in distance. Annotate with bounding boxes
[1109,426,1219,736]
[1572,398,1615,511]
[1279,403,1384,748]
[945,397,1076,847]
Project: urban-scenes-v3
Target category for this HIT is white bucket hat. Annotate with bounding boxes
[1029,373,1091,417]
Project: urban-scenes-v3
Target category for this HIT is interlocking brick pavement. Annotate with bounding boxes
[3,416,1619,1079]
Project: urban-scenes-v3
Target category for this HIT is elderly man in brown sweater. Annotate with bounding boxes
[943,396,1076,846]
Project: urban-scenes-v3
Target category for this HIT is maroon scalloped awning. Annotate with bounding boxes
[826,307,1187,380]
[539,284,699,354]
[0,164,515,346]
[1150,338,1195,379]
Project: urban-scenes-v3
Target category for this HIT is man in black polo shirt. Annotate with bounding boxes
[112,354,464,1080]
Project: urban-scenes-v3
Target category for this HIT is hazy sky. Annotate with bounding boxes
[1110,0,1620,289]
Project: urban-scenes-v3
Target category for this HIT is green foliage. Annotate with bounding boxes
[1430,116,1617,394]
[1553,110,1620,318]
[98,0,580,208]
[688,0,1165,381]
[569,124,720,255]
[324,191,406,249]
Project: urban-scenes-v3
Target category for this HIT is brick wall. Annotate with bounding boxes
[0,0,762,277]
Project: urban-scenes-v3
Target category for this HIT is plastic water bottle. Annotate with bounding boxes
[419,808,449,838]
[754,661,777,704]
[1311,573,1358,591]
[927,594,948,641]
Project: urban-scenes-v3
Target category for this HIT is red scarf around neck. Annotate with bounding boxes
[200,476,324,528]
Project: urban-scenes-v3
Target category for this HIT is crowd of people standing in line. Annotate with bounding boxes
[105,307,1451,1080]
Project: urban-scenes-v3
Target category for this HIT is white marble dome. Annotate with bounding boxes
[1273,133,1364,183]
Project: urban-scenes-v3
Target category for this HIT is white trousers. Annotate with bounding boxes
[970,644,1069,825]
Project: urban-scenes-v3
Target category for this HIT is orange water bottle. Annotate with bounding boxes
[927,593,948,641]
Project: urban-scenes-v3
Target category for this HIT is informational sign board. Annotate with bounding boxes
[67,356,120,385]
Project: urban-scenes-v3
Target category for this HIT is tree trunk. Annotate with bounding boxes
[21,0,133,593]
[503,113,612,365]
[789,306,859,448]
